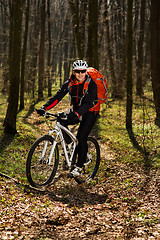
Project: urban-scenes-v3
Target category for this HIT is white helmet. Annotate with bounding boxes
[72,60,88,70]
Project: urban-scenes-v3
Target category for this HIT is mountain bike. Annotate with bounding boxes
[26,111,100,187]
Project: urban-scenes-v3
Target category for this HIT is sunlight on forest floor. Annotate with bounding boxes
[0,92,159,239]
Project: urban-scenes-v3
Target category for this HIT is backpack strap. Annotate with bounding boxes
[68,75,94,107]
[68,78,74,93]
[83,75,91,95]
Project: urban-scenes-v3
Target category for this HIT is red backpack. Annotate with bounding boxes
[84,67,108,112]
[68,67,108,112]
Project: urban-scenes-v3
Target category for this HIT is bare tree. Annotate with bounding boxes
[104,1,117,98]
[68,0,85,59]
[38,0,46,100]
[126,0,133,130]
[1,1,9,94]
[20,0,30,109]
[86,0,99,68]
[136,0,146,96]
[47,0,52,97]
[27,0,40,99]
[4,0,23,134]
[150,0,160,124]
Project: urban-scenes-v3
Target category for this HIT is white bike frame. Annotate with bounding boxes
[43,121,78,167]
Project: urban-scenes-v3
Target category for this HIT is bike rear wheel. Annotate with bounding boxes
[26,135,59,187]
[73,136,100,184]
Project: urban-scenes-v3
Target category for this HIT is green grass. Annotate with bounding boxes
[0,87,159,184]
[95,94,160,168]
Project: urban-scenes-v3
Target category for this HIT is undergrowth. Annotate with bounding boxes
[97,94,160,169]
[0,88,159,184]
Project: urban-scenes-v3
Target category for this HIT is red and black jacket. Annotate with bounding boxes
[43,74,98,116]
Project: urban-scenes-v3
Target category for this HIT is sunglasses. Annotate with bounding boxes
[74,69,86,74]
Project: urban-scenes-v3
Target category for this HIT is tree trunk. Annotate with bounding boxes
[126,0,133,130]
[136,0,146,96]
[28,1,40,99]
[104,2,117,98]
[92,0,99,69]
[150,0,160,123]
[63,18,70,82]
[87,0,99,69]
[1,2,9,94]
[58,47,63,87]
[20,0,30,110]
[116,1,126,99]
[47,0,52,97]
[87,0,93,65]
[38,0,46,100]
[8,0,14,96]
[4,0,23,134]
[68,0,84,59]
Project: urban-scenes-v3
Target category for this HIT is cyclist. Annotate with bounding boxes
[37,60,99,177]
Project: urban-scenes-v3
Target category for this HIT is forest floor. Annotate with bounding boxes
[0,96,160,239]
[0,140,160,239]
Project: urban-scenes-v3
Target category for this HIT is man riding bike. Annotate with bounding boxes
[37,60,99,177]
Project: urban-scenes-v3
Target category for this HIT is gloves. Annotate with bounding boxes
[36,106,46,116]
[59,112,67,119]
[67,111,79,125]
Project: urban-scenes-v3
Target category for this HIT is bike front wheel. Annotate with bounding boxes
[26,135,59,187]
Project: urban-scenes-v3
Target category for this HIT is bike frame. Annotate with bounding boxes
[43,120,78,167]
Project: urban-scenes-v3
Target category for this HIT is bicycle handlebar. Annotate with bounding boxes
[45,112,58,117]
[35,109,67,121]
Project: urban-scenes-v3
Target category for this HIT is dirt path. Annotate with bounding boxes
[0,139,160,240]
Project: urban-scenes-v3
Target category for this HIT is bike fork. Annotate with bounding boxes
[40,140,48,162]
[40,135,58,165]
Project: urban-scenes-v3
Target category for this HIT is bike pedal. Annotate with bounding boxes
[67,172,74,178]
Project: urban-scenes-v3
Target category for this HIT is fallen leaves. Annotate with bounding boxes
[0,145,160,240]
